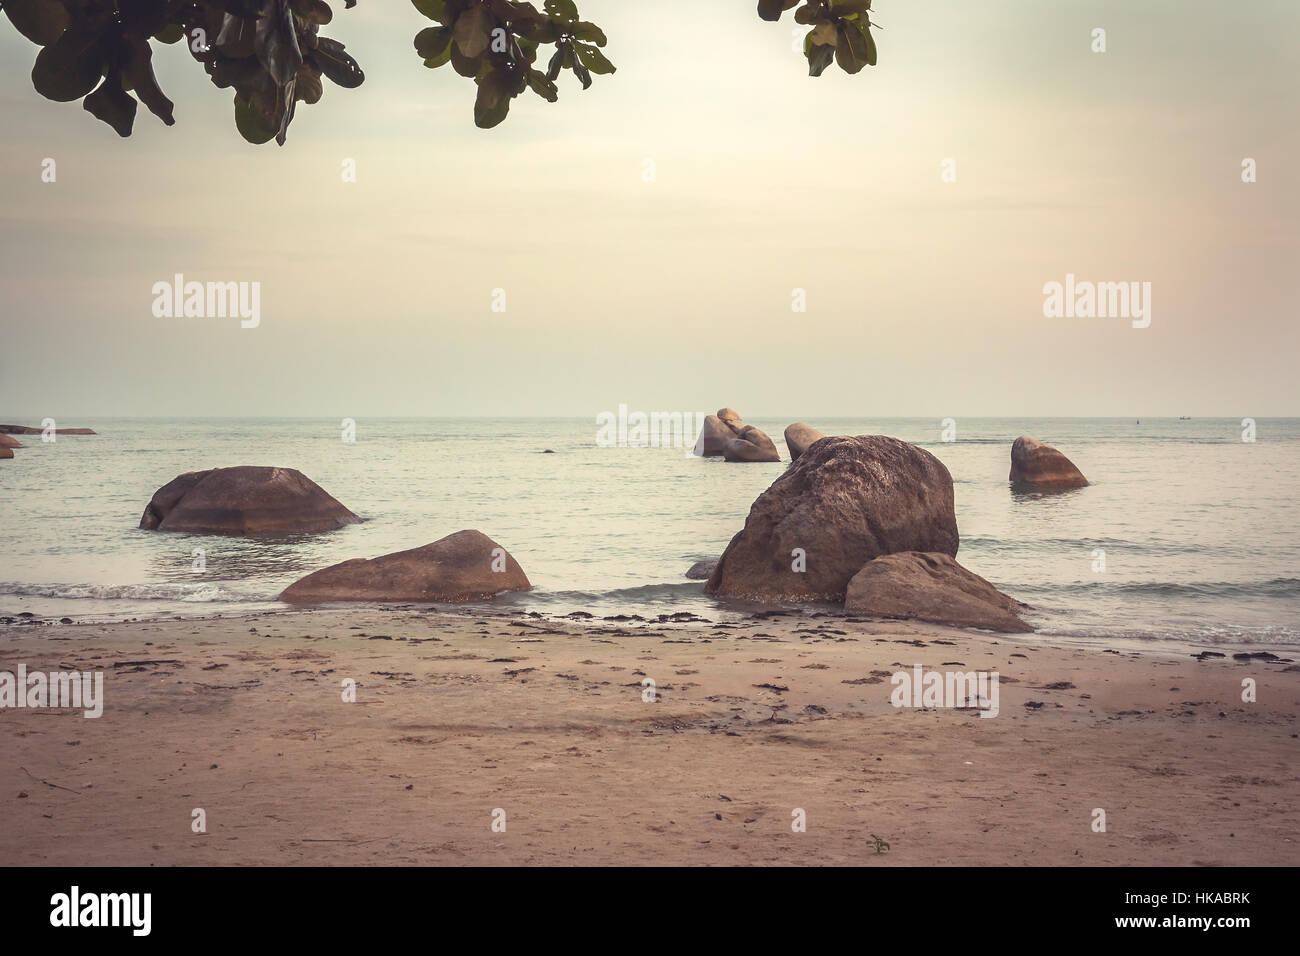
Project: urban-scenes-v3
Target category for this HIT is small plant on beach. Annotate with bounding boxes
[2,0,882,141]
[869,833,891,854]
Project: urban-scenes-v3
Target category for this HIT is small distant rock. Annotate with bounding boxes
[0,424,95,435]
[685,560,718,580]
[1009,436,1088,490]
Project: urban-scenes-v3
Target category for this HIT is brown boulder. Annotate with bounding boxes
[0,446,12,459]
[1009,436,1088,489]
[693,414,741,457]
[685,559,718,580]
[140,466,359,534]
[723,438,779,463]
[784,423,826,461]
[706,435,959,602]
[280,530,530,604]
[717,407,744,428]
[0,435,22,448]
[844,551,1030,633]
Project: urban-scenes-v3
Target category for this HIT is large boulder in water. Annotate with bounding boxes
[693,408,780,460]
[280,530,530,603]
[694,414,741,457]
[0,435,22,448]
[723,426,780,463]
[1009,436,1088,490]
[139,466,359,534]
[783,423,826,461]
[0,446,12,460]
[844,552,1030,633]
[706,435,959,602]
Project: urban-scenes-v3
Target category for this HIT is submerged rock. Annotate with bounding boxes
[685,559,719,580]
[280,530,530,604]
[139,466,359,535]
[844,551,1030,633]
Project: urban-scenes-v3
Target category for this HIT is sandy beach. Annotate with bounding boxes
[3,609,1295,866]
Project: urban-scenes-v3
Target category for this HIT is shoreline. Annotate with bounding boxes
[5,599,1298,663]
[3,607,1296,866]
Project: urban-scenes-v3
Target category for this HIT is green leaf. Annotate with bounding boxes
[453,3,490,58]
[295,65,324,104]
[574,43,614,75]
[411,0,447,21]
[312,37,365,87]
[83,74,137,137]
[31,28,105,103]
[809,22,837,46]
[234,91,277,144]
[4,0,69,46]
[450,40,483,77]
[807,41,834,77]
[544,0,579,24]
[291,0,333,26]
[859,19,877,65]
[571,57,591,90]
[474,78,511,128]
[572,21,607,45]
[545,46,563,81]
[526,68,558,102]
[122,37,175,125]
[154,24,185,45]
[757,0,798,22]
[835,20,867,74]
[414,26,452,59]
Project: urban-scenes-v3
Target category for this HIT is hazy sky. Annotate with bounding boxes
[1,0,1296,418]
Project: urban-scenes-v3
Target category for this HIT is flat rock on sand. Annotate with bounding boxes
[845,551,1030,633]
[139,466,359,534]
[280,529,530,603]
[1009,436,1088,489]
[706,435,959,602]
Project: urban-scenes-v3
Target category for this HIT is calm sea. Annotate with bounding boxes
[1,417,1296,653]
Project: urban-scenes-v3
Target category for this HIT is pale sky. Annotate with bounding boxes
[1,0,1296,418]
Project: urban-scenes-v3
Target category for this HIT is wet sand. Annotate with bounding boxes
[2,609,1296,865]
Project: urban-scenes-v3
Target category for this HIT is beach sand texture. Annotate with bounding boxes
[3,609,1296,866]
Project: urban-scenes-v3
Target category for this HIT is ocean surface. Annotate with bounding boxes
[1,417,1297,653]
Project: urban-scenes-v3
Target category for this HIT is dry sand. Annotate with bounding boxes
[2,608,1296,865]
